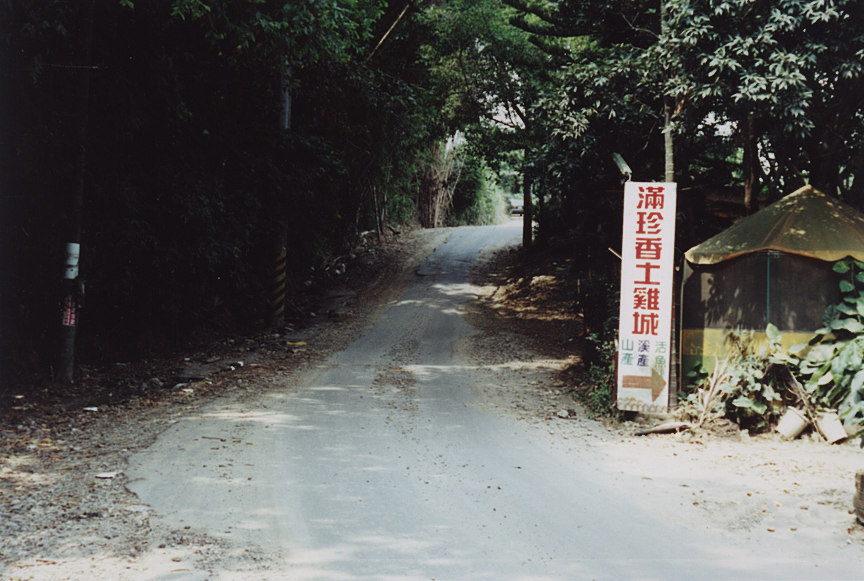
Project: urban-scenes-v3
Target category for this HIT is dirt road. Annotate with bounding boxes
[3,221,864,580]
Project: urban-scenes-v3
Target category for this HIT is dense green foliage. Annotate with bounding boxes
[663,0,864,201]
[572,276,620,417]
[682,329,787,431]
[0,0,488,380]
[2,0,864,391]
[788,259,864,425]
[503,0,864,259]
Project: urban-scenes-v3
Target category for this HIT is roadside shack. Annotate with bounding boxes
[680,185,864,379]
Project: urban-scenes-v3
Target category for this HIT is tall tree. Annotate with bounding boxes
[421,0,551,245]
[0,0,441,383]
[501,0,677,260]
[662,0,864,208]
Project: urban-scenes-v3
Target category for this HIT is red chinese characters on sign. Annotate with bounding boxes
[633,287,661,310]
[635,212,663,235]
[632,186,668,335]
[634,238,662,260]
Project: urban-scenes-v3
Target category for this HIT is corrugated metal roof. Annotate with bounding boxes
[684,185,864,265]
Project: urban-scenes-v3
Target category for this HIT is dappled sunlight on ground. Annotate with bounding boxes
[9,225,864,580]
[1,455,63,489]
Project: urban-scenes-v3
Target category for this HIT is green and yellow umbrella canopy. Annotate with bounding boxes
[685,186,864,265]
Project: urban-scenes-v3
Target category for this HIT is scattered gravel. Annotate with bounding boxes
[0,227,448,580]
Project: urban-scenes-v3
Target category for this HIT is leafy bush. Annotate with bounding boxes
[724,328,786,429]
[784,259,864,426]
[446,157,508,226]
[573,275,621,418]
[680,328,785,431]
[579,333,620,418]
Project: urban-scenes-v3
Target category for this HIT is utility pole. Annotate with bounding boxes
[270,64,292,327]
[661,0,675,183]
[59,0,95,382]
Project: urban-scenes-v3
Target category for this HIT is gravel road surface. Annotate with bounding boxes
[127,222,864,580]
[3,220,863,580]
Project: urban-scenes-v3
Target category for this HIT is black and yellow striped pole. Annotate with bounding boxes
[270,241,287,327]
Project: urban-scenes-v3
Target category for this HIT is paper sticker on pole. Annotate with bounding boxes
[64,243,80,280]
[61,295,77,327]
[617,182,677,412]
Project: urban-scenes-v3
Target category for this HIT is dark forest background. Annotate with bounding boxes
[2,0,862,389]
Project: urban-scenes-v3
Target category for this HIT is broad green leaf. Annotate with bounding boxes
[850,371,864,398]
[811,330,831,343]
[831,318,864,333]
[789,343,809,356]
[839,401,864,421]
[732,395,753,408]
[765,323,781,343]
[823,304,841,327]
[806,361,833,388]
[806,343,837,362]
[762,382,780,401]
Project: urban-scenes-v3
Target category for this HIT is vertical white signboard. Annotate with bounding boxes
[617,182,677,412]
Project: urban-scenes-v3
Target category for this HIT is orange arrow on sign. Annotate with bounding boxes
[621,368,667,401]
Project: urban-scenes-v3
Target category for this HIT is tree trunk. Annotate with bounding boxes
[661,0,675,184]
[841,149,864,212]
[663,98,675,183]
[536,172,546,245]
[280,65,292,131]
[742,112,758,214]
[522,153,532,248]
[418,140,461,228]
[418,143,441,228]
